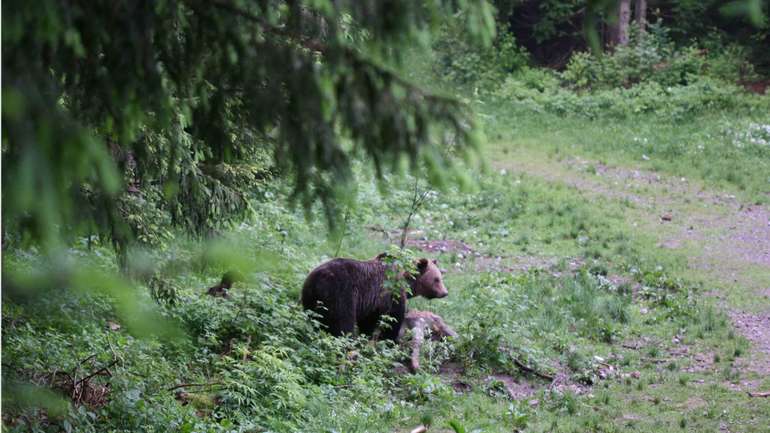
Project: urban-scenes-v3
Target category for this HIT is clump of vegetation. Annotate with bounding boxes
[433,17,530,89]
[561,22,759,90]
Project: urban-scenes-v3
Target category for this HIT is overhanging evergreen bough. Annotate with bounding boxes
[2,0,495,252]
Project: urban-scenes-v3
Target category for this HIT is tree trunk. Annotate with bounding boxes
[609,0,632,48]
[635,0,647,34]
[617,0,631,46]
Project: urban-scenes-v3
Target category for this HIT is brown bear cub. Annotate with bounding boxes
[301,255,447,341]
[400,310,458,372]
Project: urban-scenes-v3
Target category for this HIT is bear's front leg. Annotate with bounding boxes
[357,313,381,337]
[329,313,356,337]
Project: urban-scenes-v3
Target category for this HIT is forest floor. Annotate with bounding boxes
[5,113,770,433]
[487,144,770,382]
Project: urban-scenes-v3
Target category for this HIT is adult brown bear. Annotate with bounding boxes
[301,255,447,341]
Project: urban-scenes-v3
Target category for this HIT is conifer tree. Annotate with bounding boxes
[2,0,495,250]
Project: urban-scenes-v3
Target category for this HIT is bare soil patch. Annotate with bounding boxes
[683,396,707,410]
[406,238,474,255]
[438,362,472,393]
[406,235,582,274]
[487,374,539,400]
[437,361,599,403]
[667,343,716,373]
[728,309,770,377]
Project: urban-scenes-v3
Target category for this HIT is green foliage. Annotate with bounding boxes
[3,153,765,432]
[665,0,769,69]
[448,418,468,433]
[704,43,760,82]
[504,76,767,120]
[117,190,174,249]
[560,21,758,90]
[442,270,635,380]
[2,0,495,252]
[433,18,529,89]
[380,245,419,299]
[530,0,585,43]
[399,372,452,403]
[495,0,768,69]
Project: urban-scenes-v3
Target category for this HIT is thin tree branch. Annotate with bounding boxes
[400,178,430,249]
[73,360,118,388]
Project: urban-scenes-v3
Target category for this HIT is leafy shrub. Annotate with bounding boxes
[561,42,704,90]
[398,373,452,403]
[433,19,529,89]
[705,44,758,83]
[561,22,759,92]
[496,74,766,120]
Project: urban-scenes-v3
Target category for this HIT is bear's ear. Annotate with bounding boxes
[416,258,429,272]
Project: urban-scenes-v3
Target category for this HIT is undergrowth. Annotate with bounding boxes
[5,163,762,432]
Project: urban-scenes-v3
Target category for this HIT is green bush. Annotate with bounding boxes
[495,74,766,120]
[433,19,529,90]
[561,22,759,91]
[705,43,758,83]
[561,32,705,89]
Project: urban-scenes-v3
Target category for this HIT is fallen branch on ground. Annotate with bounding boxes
[74,360,117,389]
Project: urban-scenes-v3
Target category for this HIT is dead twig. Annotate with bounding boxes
[333,210,351,257]
[400,178,431,249]
[748,391,770,398]
[77,354,98,367]
[409,426,428,433]
[73,360,117,389]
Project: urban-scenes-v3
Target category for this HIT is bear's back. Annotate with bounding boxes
[302,258,386,306]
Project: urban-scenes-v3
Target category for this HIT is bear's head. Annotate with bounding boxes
[411,258,448,299]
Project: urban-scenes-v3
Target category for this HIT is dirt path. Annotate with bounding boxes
[492,151,770,384]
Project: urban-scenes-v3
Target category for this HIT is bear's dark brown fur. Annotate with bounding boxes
[301,255,447,341]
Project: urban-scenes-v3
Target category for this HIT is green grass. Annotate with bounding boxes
[5,69,770,431]
[481,104,770,204]
[6,146,769,432]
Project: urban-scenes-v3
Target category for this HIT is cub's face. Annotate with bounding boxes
[414,258,448,299]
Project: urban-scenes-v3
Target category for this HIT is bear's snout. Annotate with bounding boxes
[432,287,448,298]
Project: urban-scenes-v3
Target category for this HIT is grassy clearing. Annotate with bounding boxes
[481,104,770,204]
[6,46,770,430]
[486,131,770,312]
[6,138,769,432]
